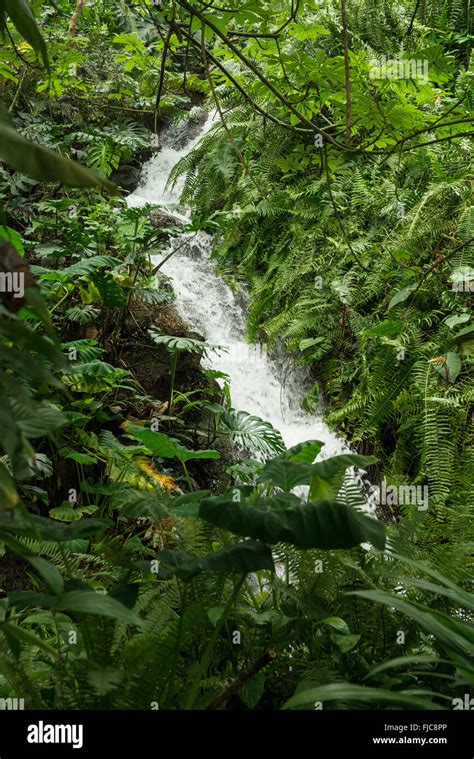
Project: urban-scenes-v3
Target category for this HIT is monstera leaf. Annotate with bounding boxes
[149,330,208,355]
[219,410,285,457]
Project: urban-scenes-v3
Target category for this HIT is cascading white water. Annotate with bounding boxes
[127,111,353,463]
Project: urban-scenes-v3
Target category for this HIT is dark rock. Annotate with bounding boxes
[150,208,185,229]
[167,108,209,150]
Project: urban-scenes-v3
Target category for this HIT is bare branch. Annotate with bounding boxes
[340,0,352,145]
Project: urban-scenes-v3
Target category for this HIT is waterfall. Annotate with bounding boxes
[127,111,358,466]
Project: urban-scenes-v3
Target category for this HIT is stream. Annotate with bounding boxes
[126,111,357,468]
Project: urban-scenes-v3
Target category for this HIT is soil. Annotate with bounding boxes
[112,299,239,494]
[0,555,31,595]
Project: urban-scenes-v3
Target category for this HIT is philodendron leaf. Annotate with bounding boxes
[366,320,403,337]
[258,450,374,494]
[123,424,220,462]
[239,671,265,709]
[309,454,375,500]
[122,425,176,456]
[444,314,470,329]
[330,633,361,653]
[199,494,385,550]
[49,505,98,522]
[0,227,24,255]
[56,590,144,627]
[388,284,417,311]
[59,448,98,465]
[174,444,221,463]
[321,616,351,634]
[299,336,325,351]
[28,557,64,596]
[283,683,444,710]
[431,352,461,383]
[277,440,325,463]
[157,539,274,581]
[259,459,315,491]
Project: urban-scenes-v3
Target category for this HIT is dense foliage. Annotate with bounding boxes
[0,0,472,711]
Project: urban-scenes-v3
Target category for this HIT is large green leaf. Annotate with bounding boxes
[366,319,403,337]
[149,330,207,354]
[259,443,369,492]
[259,459,314,491]
[309,454,376,500]
[28,557,64,596]
[277,440,325,463]
[15,401,65,438]
[432,352,462,383]
[64,255,121,277]
[123,424,220,462]
[0,461,20,510]
[3,0,48,69]
[157,539,274,581]
[283,683,444,710]
[56,590,144,627]
[219,410,285,457]
[199,493,385,550]
[239,671,265,709]
[0,227,24,256]
[353,590,474,665]
[388,284,417,310]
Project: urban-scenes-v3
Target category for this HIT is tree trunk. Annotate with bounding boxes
[68,0,86,37]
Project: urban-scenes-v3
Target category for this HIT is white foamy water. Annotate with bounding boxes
[127,112,352,462]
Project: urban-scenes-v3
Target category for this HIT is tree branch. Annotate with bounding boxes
[404,131,474,150]
[200,22,248,173]
[175,0,353,150]
[340,0,352,145]
[178,23,313,135]
[406,0,423,37]
[154,25,174,132]
[203,650,276,710]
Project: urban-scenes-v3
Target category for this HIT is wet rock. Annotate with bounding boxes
[111,146,153,193]
[150,208,185,229]
[167,108,208,150]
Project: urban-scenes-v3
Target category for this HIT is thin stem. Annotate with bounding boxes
[185,573,246,708]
